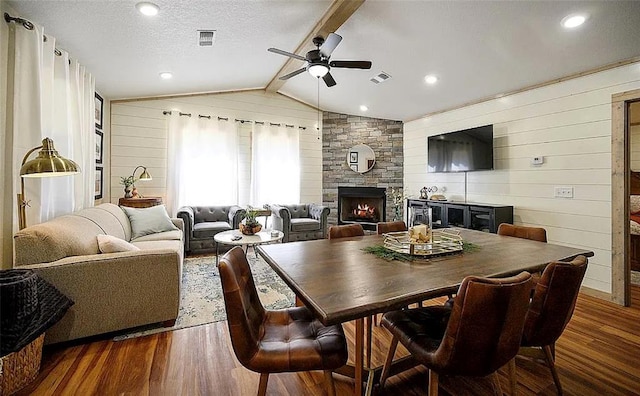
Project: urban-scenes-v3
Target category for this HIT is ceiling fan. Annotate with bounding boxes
[268,33,372,87]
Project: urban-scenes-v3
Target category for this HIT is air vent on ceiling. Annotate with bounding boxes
[198,30,216,47]
[370,71,391,84]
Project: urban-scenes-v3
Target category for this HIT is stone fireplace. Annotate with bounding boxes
[338,186,386,231]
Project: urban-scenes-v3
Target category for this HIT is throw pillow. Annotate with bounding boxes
[631,195,640,214]
[97,234,140,253]
[121,204,178,239]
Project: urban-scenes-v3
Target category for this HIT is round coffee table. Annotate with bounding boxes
[214,229,284,264]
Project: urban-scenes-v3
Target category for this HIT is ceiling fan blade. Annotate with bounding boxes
[323,72,337,87]
[329,60,372,69]
[279,67,307,80]
[268,48,307,62]
[319,33,342,58]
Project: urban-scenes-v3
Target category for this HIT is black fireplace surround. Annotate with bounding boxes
[337,186,386,231]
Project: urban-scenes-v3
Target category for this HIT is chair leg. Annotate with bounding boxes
[489,372,503,396]
[508,358,517,396]
[543,344,563,395]
[379,336,399,387]
[324,370,336,396]
[257,373,269,396]
[428,370,439,396]
[366,316,373,367]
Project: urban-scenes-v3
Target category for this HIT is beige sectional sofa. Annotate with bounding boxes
[13,203,184,345]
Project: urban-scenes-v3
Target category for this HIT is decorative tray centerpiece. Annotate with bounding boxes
[383,228,463,257]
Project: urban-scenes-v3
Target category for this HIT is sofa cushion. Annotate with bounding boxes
[97,235,140,253]
[131,239,184,253]
[121,205,178,239]
[193,207,230,223]
[14,215,103,266]
[290,218,321,232]
[287,204,310,219]
[132,230,183,242]
[77,204,132,241]
[193,222,232,238]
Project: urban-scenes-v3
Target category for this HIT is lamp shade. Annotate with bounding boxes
[20,138,80,178]
[138,168,152,181]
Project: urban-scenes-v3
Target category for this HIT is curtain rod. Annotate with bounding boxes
[5,13,66,58]
[162,110,306,130]
[4,12,33,30]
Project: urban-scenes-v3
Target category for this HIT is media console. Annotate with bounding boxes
[407,199,513,234]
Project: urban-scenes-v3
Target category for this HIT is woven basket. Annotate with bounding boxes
[0,333,44,396]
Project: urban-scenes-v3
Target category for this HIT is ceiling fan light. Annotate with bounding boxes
[308,63,329,78]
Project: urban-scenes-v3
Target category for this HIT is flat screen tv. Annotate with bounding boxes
[427,125,494,172]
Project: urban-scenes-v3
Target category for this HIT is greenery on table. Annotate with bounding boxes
[362,241,481,262]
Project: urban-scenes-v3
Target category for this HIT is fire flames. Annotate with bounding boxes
[353,204,376,219]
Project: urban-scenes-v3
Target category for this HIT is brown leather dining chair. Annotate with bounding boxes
[376,220,408,234]
[509,255,588,395]
[218,247,348,396]
[498,223,548,243]
[328,223,365,239]
[380,272,533,396]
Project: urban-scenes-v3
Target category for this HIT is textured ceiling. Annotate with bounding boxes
[6,0,640,121]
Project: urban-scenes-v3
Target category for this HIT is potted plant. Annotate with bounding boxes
[239,208,262,235]
[119,176,136,198]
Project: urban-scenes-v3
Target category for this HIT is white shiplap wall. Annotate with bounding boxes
[405,62,640,294]
[109,91,321,211]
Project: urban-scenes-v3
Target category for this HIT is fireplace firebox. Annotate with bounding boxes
[338,186,386,231]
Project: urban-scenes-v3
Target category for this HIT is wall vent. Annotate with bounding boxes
[370,71,391,84]
[198,30,216,47]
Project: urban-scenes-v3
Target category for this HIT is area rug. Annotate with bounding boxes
[113,253,295,341]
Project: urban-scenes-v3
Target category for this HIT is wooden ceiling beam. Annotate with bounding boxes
[265,0,365,93]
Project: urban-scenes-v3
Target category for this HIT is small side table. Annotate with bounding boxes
[214,230,283,264]
[253,208,272,228]
[118,197,163,208]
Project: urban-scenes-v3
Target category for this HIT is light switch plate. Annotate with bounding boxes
[532,156,544,165]
[554,186,574,198]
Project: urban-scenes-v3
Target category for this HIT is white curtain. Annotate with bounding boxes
[166,113,239,216]
[8,21,95,230]
[250,123,300,206]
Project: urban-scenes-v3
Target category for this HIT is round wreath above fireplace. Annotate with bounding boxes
[347,144,375,174]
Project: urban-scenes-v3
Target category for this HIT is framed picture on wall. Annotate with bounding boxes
[95,92,104,129]
[95,167,103,200]
[349,151,358,163]
[95,130,103,164]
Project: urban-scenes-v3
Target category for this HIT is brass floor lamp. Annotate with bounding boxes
[17,137,80,229]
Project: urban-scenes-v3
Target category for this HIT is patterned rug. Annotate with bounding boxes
[113,253,295,340]
[632,270,640,285]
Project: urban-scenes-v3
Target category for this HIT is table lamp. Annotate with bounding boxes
[18,137,80,229]
[130,166,152,185]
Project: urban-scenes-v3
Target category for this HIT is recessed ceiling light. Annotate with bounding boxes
[136,2,159,16]
[561,14,587,29]
[424,75,438,84]
[159,72,173,80]
[359,105,368,112]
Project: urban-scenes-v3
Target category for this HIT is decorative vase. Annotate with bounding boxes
[239,223,262,235]
[124,185,133,198]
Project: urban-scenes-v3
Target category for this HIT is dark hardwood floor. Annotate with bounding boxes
[17,286,640,395]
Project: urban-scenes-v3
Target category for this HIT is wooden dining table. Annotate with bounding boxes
[256,228,594,396]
